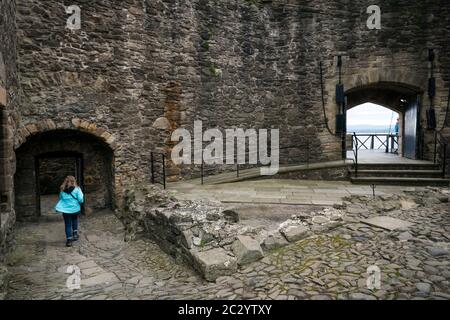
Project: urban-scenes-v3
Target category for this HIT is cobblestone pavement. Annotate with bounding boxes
[5,192,450,300]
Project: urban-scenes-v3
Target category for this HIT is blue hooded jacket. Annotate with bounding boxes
[55,186,84,214]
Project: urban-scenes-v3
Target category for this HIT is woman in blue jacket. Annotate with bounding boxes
[55,176,84,247]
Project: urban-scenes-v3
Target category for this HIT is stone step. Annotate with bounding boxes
[350,177,450,186]
[355,163,439,171]
[349,169,443,178]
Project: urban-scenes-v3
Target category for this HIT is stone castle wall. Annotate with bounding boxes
[38,157,78,195]
[1,0,20,258]
[10,0,450,213]
[1,0,21,298]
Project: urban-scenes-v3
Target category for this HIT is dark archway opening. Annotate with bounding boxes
[346,82,423,161]
[35,151,84,217]
[14,129,114,221]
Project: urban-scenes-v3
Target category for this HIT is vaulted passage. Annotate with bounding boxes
[346,82,423,160]
[14,130,115,221]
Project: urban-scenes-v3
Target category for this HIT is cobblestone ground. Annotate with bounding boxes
[5,198,450,300]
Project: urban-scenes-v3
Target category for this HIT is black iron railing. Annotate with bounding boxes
[197,140,350,184]
[353,133,398,153]
[199,142,313,184]
[151,139,358,185]
[237,141,313,180]
[434,131,448,178]
[352,132,358,177]
[150,152,166,189]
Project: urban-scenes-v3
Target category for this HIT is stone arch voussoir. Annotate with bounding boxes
[343,68,425,95]
[14,118,118,151]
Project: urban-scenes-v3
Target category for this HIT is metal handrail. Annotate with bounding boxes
[352,132,358,177]
[199,142,312,184]
[151,139,361,185]
[434,131,448,178]
[195,141,352,184]
[353,133,398,153]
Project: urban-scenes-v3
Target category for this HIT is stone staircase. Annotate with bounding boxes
[350,162,450,186]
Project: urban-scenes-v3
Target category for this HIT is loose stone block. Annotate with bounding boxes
[280,225,309,242]
[221,209,240,223]
[311,215,330,224]
[427,247,449,257]
[261,232,289,251]
[181,229,193,249]
[415,282,431,294]
[192,248,237,282]
[232,235,264,265]
[361,216,413,231]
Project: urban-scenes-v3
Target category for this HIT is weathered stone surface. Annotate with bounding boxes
[361,216,413,231]
[181,230,194,249]
[152,117,171,130]
[82,273,119,287]
[400,199,418,210]
[192,248,237,282]
[5,187,450,300]
[261,232,289,251]
[415,283,431,294]
[312,216,330,225]
[0,264,9,300]
[222,209,240,223]
[118,184,250,280]
[397,231,414,241]
[427,247,449,257]
[0,0,19,269]
[349,293,376,300]
[6,0,448,200]
[232,236,264,265]
[280,225,309,242]
[2,0,450,300]
[0,86,6,107]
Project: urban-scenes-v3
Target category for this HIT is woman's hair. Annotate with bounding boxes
[60,175,78,192]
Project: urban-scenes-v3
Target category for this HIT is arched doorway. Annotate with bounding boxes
[346,82,423,160]
[348,103,400,154]
[14,129,115,221]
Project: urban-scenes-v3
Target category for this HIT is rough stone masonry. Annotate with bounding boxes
[117,184,308,281]
[0,0,450,296]
[117,183,450,283]
[10,0,450,219]
[16,0,450,167]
